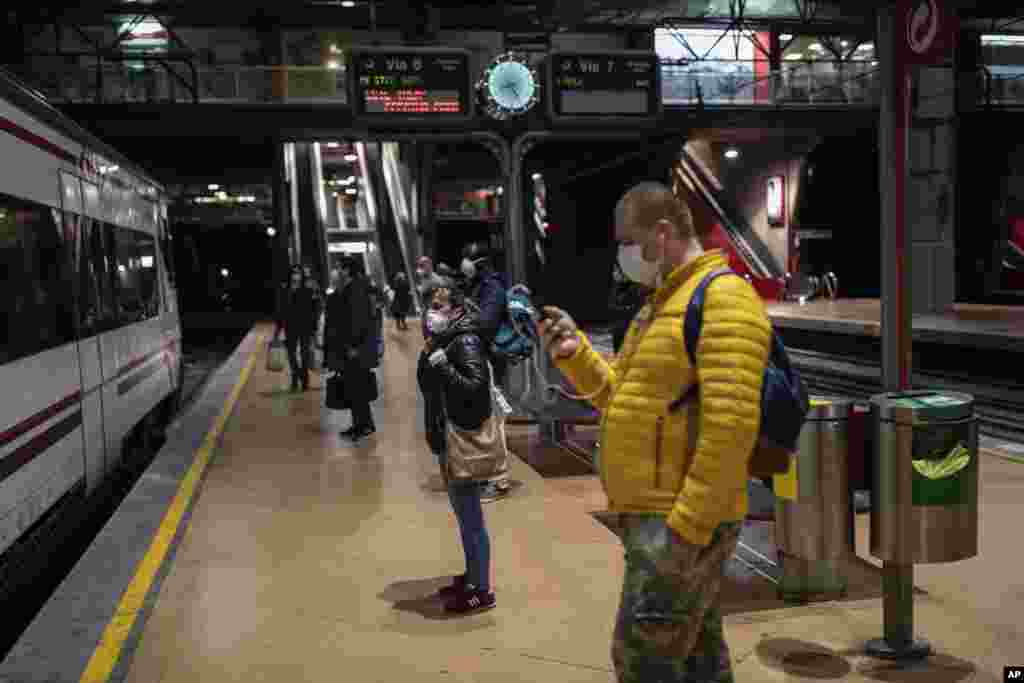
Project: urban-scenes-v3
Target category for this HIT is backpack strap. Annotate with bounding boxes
[668,268,737,413]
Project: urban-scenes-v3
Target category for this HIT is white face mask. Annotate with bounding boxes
[426,310,449,335]
[617,244,660,288]
[460,258,479,279]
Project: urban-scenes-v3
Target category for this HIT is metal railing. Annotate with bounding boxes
[660,60,880,106]
[17,56,1024,110]
[980,71,1024,107]
[18,58,349,104]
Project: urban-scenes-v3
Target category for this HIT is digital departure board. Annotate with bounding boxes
[349,47,473,121]
[547,51,662,123]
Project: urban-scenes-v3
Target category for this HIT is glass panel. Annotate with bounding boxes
[0,193,77,366]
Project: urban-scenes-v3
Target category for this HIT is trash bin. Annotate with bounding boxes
[774,396,855,602]
[870,391,978,564]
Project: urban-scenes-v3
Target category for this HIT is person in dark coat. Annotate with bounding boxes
[323,256,377,440]
[390,271,413,330]
[459,242,511,501]
[274,266,320,392]
[416,288,497,614]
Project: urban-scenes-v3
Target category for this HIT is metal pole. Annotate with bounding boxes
[868,3,929,661]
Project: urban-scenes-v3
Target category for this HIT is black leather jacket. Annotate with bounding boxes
[416,310,492,455]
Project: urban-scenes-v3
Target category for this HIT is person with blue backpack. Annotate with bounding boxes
[538,182,808,683]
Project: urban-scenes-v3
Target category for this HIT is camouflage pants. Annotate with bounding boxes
[612,515,742,683]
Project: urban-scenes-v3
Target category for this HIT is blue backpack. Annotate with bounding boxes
[669,269,810,477]
[491,285,541,365]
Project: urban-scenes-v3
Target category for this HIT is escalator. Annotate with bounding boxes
[674,145,787,284]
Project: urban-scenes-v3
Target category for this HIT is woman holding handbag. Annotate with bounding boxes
[416,288,505,614]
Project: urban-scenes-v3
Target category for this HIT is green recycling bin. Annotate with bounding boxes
[774,396,854,601]
[870,391,979,564]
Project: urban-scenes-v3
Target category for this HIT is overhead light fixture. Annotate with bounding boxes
[858,42,874,51]
[341,0,356,6]
[330,44,340,53]
[840,40,850,47]
[326,59,340,70]
[344,153,358,162]
[780,33,793,41]
[785,52,804,60]
[344,175,356,184]
[221,268,229,277]
[266,227,277,236]
[140,255,154,268]
[345,188,358,195]
[724,148,739,159]
[496,186,504,196]
[982,34,1024,45]
[118,264,127,273]
[327,142,340,148]
[215,190,227,199]
[208,183,220,190]
[808,43,823,51]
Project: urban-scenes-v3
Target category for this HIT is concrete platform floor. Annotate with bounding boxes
[121,321,1021,682]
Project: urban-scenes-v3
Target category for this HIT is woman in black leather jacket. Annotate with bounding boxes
[416,289,496,614]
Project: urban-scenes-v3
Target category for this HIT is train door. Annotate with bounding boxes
[67,173,108,493]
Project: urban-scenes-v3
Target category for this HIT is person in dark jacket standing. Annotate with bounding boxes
[274,266,320,392]
[323,256,377,441]
[459,242,511,502]
[416,289,497,614]
[390,271,413,330]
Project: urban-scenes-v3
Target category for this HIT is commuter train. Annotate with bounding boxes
[0,68,182,565]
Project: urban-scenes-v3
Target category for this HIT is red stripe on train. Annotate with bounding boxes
[0,114,77,164]
[0,391,82,450]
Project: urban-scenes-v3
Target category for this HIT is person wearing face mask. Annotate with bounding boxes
[323,256,378,441]
[538,182,772,683]
[458,242,512,502]
[416,288,497,614]
[415,256,452,337]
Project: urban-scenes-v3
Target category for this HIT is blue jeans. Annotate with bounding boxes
[446,482,491,593]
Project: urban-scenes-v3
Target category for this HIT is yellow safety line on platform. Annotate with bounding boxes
[79,334,264,683]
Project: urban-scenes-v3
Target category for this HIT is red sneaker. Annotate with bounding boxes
[444,587,495,614]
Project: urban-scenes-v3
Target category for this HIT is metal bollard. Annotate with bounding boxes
[774,396,855,603]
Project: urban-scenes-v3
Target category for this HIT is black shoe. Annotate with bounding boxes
[340,426,359,439]
[437,574,467,599]
[444,587,495,614]
[345,425,376,442]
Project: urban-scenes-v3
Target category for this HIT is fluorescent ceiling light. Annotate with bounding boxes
[724,148,739,159]
[840,40,850,47]
[858,42,874,51]
[327,142,340,148]
[345,188,358,195]
[266,227,277,236]
[780,33,793,41]
[981,34,1024,45]
[341,0,356,6]
[208,183,219,190]
[140,255,154,268]
[221,268,229,277]
[785,53,804,60]
[808,43,823,51]
[344,153,358,162]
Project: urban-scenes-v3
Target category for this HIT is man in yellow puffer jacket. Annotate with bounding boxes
[539,182,771,682]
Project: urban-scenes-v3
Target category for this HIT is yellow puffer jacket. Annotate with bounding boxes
[555,250,772,546]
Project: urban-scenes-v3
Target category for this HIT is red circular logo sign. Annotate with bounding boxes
[907,0,940,55]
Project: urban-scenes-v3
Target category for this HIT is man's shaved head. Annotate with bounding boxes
[615,181,694,240]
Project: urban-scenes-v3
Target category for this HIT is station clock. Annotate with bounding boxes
[477,52,539,120]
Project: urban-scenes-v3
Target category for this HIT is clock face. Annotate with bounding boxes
[480,55,538,119]
[487,61,536,110]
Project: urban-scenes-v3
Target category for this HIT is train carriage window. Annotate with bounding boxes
[0,192,77,366]
[135,231,160,318]
[111,226,160,323]
[103,223,122,325]
[77,217,109,335]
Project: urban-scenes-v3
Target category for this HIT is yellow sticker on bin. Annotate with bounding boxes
[773,453,798,501]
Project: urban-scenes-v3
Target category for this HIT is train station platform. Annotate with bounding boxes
[1,320,1020,682]
[766,299,1024,351]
